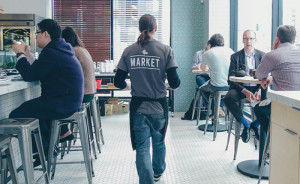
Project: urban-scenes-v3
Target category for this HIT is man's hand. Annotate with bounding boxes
[254,89,261,102]
[24,45,35,61]
[242,89,255,103]
[12,40,25,54]
[261,77,272,89]
[192,65,200,70]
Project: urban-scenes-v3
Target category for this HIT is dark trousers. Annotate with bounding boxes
[9,97,74,156]
[254,103,271,135]
[60,94,95,135]
[223,86,258,122]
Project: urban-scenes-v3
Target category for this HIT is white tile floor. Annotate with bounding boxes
[15,112,268,184]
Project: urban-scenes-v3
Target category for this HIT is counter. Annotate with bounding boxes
[268,90,300,184]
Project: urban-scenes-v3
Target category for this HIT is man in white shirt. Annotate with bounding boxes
[223,30,265,143]
[199,34,234,115]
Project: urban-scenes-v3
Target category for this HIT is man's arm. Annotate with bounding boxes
[114,69,128,89]
[192,51,200,70]
[256,54,275,80]
[167,67,180,89]
[16,49,58,81]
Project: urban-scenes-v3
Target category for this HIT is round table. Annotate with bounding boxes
[229,76,269,179]
[192,69,209,74]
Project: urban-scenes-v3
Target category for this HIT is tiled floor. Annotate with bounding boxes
[15,112,268,184]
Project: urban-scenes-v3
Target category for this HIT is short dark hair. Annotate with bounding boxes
[37,19,61,40]
[209,34,224,48]
[62,27,84,47]
[277,25,296,43]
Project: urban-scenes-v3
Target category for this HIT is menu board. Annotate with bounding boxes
[3,28,31,51]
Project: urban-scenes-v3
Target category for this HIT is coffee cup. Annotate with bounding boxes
[249,69,256,79]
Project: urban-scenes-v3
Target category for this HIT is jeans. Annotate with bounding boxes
[133,113,166,184]
[196,74,210,88]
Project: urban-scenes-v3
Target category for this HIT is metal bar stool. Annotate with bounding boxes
[258,127,270,183]
[225,100,258,160]
[62,102,97,159]
[198,91,228,141]
[0,135,19,184]
[91,96,105,152]
[48,103,94,184]
[0,118,49,184]
[191,87,200,121]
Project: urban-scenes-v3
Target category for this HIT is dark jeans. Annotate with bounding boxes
[133,113,166,184]
[223,86,258,122]
[196,74,210,88]
[254,102,271,135]
[199,81,229,114]
[60,94,95,135]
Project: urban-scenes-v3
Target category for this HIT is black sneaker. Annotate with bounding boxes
[250,124,260,140]
[241,127,250,143]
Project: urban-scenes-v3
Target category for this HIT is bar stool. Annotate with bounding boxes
[91,96,105,152]
[191,87,200,121]
[0,118,49,184]
[48,103,93,184]
[198,90,228,141]
[0,135,19,184]
[225,99,258,160]
[258,127,270,183]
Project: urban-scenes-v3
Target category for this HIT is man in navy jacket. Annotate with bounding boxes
[10,19,84,157]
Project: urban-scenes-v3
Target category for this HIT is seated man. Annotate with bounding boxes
[192,41,211,88]
[9,19,84,161]
[199,34,234,115]
[255,25,300,136]
[224,30,265,143]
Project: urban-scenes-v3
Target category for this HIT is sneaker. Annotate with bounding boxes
[241,127,250,143]
[154,174,162,182]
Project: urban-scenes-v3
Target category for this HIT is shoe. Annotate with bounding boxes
[154,173,163,182]
[59,133,74,143]
[33,158,41,167]
[241,127,250,143]
[250,124,260,140]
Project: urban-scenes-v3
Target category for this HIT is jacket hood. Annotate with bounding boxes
[44,38,74,56]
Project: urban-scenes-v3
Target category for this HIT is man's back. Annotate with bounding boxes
[256,43,300,91]
[202,46,234,87]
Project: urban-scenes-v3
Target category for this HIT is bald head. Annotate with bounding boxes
[243,30,257,54]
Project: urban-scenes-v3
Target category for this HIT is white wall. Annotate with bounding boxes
[0,0,52,18]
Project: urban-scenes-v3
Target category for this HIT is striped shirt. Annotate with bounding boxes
[256,43,300,91]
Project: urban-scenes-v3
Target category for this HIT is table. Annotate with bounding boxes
[192,69,209,74]
[95,72,175,116]
[229,76,269,179]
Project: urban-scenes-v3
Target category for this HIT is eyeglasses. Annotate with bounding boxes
[35,31,43,36]
[243,38,256,41]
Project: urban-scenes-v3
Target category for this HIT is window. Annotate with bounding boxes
[113,0,170,63]
[209,0,230,47]
[283,0,300,46]
[53,0,111,62]
[237,0,272,52]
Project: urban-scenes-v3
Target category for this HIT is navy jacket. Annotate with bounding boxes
[16,38,84,118]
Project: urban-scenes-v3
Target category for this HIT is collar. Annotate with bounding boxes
[244,49,255,57]
[278,42,295,49]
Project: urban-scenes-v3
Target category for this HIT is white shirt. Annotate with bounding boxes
[202,46,234,87]
[244,51,257,87]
